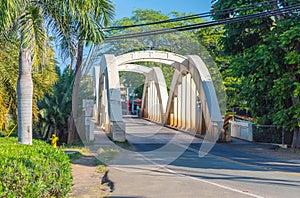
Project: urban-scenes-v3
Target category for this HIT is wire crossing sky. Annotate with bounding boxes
[57,0,212,69]
[108,0,297,31]
[105,3,300,40]
[58,0,299,68]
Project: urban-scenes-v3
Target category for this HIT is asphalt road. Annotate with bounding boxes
[100,118,300,198]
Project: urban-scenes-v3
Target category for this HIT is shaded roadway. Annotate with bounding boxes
[94,117,300,198]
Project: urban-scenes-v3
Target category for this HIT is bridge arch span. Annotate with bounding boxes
[94,50,223,142]
[117,64,168,124]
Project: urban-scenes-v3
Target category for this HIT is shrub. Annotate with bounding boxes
[0,137,72,197]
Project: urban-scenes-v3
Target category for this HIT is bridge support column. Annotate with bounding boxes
[110,121,126,142]
[177,83,182,128]
[174,96,178,127]
[186,73,191,131]
[101,54,126,142]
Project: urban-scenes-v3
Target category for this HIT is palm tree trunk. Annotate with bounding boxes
[75,40,84,73]
[17,45,33,145]
[68,39,84,143]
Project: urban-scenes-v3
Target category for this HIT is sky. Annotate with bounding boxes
[58,0,213,69]
[112,0,213,20]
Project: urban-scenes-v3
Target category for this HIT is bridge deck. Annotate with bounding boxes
[123,116,201,145]
[88,116,300,198]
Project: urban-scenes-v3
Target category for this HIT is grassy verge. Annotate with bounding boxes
[62,142,109,174]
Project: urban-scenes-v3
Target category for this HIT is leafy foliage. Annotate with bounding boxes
[0,38,57,135]
[212,0,300,146]
[0,137,72,197]
[34,68,74,143]
[0,39,18,133]
[107,9,225,92]
[0,0,115,144]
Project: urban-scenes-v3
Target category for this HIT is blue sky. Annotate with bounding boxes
[112,0,213,20]
[58,0,213,69]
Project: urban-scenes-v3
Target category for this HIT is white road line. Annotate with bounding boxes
[133,146,265,198]
[164,167,264,198]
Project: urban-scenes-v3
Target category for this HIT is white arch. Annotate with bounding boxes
[95,57,169,140]
[117,64,152,75]
[116,50,222,137]
[141,67,168,123]
[165,55,223,137]
[116,50,188,72]
[117,63,168,124]
[96,54,125,142]
[95,50,223,141]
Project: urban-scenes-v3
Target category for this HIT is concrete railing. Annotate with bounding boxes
[229,120,253,141]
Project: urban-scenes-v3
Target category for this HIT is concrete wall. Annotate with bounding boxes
[229,120,253,141]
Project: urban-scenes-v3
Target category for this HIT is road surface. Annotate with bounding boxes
[92,117,300,198]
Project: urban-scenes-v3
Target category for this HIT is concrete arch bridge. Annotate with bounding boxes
[91,50,223,142]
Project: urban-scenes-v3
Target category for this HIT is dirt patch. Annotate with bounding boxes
[67,152,113,198]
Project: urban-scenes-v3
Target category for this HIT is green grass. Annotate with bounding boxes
[114,139,132,149]
[96,164,108,173]
[61,142,90,154]
[97,147,120,163]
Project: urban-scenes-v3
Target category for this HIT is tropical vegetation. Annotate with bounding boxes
[0,37,57,137]
[33,67,74,143]
[0,0,114,145]
[0,0,299,149]
[0,137,72,197]
[212,0,300,148]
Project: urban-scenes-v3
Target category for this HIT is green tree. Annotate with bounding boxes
[107,9,223,90]
[0,0,114,144]
[0,37,57,136]
[67,0,114,144]
[105,9,227,115]
[34,67,74,143]
[212,0,300,147]
[0,39,18,134]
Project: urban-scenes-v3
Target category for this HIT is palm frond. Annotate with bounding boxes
[94,0,115,26]
[0,0,29,33]
[0,38,19,131]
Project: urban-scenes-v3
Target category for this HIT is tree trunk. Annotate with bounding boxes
[68,40,84,144]
[292,127,300,148]
[291,93,300,148]
[17,45,33,145]
[75,40,84,73]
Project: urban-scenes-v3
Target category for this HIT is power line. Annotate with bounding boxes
[105,0,297,31]
[105,4,300,41]
[106,12,212,30]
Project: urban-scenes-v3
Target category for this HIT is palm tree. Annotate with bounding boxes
[0,39,18,133]
[0,0,114,144]
[0,36,57,136]
[63,1,114,143]
[0,36,57,137]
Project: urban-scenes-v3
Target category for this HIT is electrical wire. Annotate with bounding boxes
[105,4,300,41]
[105,0,297,31]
